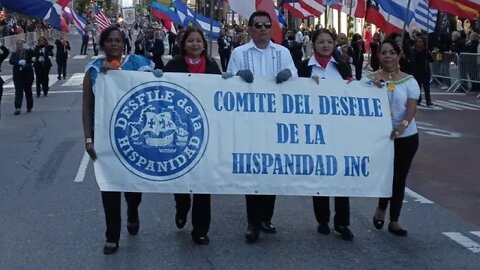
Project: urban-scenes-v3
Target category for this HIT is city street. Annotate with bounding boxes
[0,32,479,269]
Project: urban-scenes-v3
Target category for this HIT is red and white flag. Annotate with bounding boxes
[326,0,367,18]
[299,0,326,17]
[95,8,111,32]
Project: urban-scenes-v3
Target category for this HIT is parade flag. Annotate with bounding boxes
[413,0,437,33]
[151,1,182,24]
[282,0,316,19]
[173,0,221,38]
[378,0,415,25]
[276,7,287,26]
[94,4,111,32]
[68,2,87,35]
[0,0,70,30]
[366,0,403,33]
[299,0,326,17]
[428,0,479,20]
[256,0,283,43]
[326,0,367,18]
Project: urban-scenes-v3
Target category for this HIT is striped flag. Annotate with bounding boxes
[414,0,437,33]
[282,0,315,19]
[94,5,111,32]
[67,3,87,35]
[299,0,326,17]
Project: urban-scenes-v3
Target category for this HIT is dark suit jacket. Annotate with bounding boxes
[33,45,54,68]
[164,56,221,75]
[0,45,10,85]
[55,39,71,59]
[9,49,34,78]
[144,38,165,70]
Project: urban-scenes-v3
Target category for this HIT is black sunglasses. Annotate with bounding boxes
[253,22,272,29]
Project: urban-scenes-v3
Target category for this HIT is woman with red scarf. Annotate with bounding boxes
[163,27,221,245]
[296,28,355,241]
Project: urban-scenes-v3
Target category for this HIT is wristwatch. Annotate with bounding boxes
[401,120,409,127]
[85,138,93,144]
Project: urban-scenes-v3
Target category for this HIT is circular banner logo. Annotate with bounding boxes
[110,81,209,181]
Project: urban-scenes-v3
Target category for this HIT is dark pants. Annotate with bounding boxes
[219,52,231,72]
[13,73,33,110]
[169,40,175,55]
[174,193,211,236]
[35,65,50,96]
[101,191,142,243]
[416,79,432,105]
[0,77,4,102]
[313,196,350,226]
[354,63,363,80]
[56,57,67,78]
[245,195,276,227]
[378,133,419,222]
[124,41,131,55]
[80,39,87,55]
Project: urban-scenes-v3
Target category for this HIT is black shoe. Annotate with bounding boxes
[175,213,187,229]
[57,76,61,80]
[191,231,210,245]
[260,222,277,233]
[373,217,384,230]
[63,76,66,80]
[103,242,119,255]
[14,109,20,115]
[334,226,354,241]
[388,224,408,237]
[44,92,48,97]
[426,102,434,107]
[37,93,41,98]
[127,221,139,235]
[317,223,330,235]
[27,108,32,113]
[245,225,259,243]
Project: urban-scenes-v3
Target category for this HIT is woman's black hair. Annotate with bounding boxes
[248,10,271,27]
[179,27,208,58]
[311,28,352,79]
[99,26,125,49]
[380,38,401,55]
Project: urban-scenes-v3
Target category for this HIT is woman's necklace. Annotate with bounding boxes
[380,68,400,81]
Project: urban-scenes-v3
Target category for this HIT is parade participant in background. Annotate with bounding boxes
[80,23,90,55]
[282,29,304,67]
[217,28,233,72]
[369,39,419,237]
[370,32,381,71]
[162,27,222,245]
[10,40,34,115]
[171,30,184,58]
[226,10,297,243]
[351,33,365,80]
[142,26,165,70]
[168,30,177,55]
[412,36,434,106]
[82,26,160,255]
[336,33,353,64]
[297,28,355,242]
[33,36,54,97]
[55,32,71,79]
[0,41,10,104]
[134,31,145,55]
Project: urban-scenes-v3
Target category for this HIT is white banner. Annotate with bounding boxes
[94,71,394,197]
[122,7,136,25]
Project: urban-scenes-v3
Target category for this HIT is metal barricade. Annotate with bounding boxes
[457,52,480,97]
[430,51,461,92]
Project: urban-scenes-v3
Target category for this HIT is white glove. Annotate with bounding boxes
[18,60,26,66]
[22,44,29,50]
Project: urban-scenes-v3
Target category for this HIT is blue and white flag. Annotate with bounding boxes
[378,0,415,26]
[68,3,87,36]
[173,0,221,38]
[276,7,287,26]
[413,0,437,33]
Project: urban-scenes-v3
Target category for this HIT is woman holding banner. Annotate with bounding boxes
[297,28,355,241]
[162,27,221,245]
[368,38,419,237]
[82,26,160,255]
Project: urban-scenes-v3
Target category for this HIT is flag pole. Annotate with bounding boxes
[208,0,213,57]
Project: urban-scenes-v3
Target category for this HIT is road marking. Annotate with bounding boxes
[448,100,480,109]
[471,231,480,238]
[435,100,477,110]
[1,75,12,83]
[443,232,480,253]
[3,90,82,96]
[61,73,84,87]
[416,121,461,138]
[73,55,88,59]
[405,188,434,204]
[74,152,90,183]
[4,75,58,89]
[430,92,465,96]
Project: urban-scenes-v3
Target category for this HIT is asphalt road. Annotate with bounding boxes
[0,32,479,270]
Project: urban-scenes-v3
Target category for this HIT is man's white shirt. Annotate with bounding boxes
[227,40,298,78]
